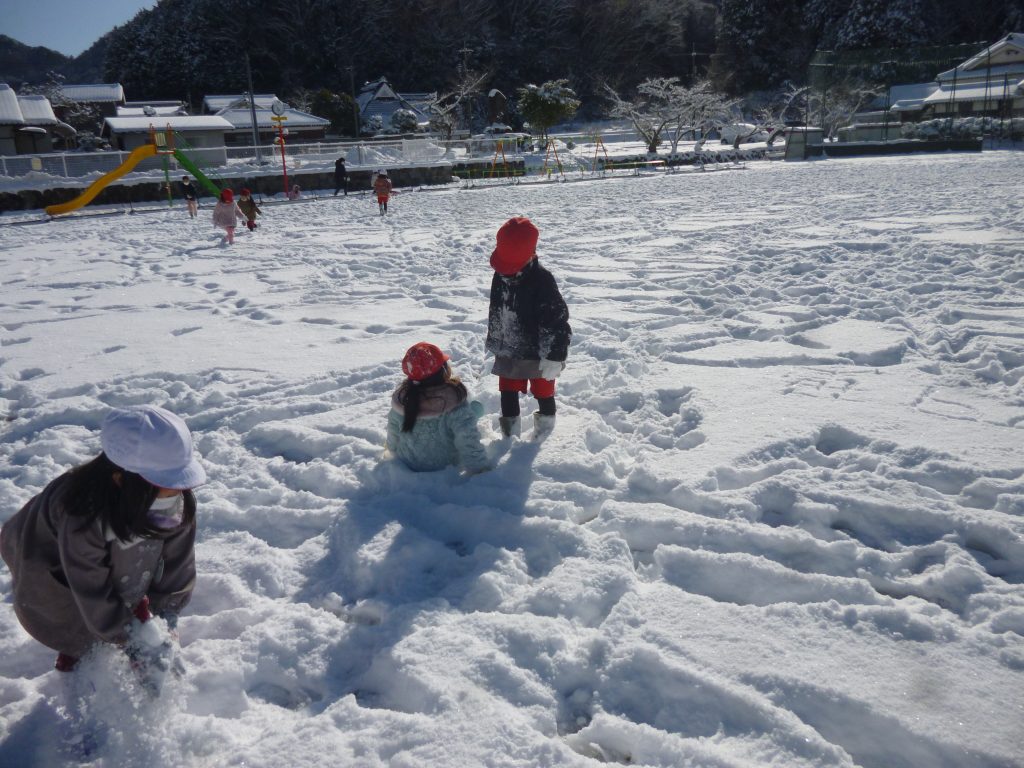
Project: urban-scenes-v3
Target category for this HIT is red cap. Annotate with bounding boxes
[402,342,450,381]
[240,187,251,196]
[220,189,234,202]
[490,217,538,276]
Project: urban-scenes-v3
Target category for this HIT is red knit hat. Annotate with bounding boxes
[402,342,450,382]
[220,189,233,203]
[490,217,539,276]
[240,187,251,196]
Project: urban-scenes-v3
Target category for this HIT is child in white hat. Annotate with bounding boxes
[1,405,205,683]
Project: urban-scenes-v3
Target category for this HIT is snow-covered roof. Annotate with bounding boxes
[0,83,26,126]
[887,82,938,111]
[356,78,434,118]
[922,78,1024,104]
[17,95,58,125]
[937,34,1024,83]
[216,105,329,130]
[123,100,183,108]
[959,32,1024,73]
[61,83,125,103]
[203,94,277,113]
[117,105,187,117]
[104,115,234,133]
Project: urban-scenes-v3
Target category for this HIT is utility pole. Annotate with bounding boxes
[347,65,359,137]
[458,46,473,132]
[245,53,262,164]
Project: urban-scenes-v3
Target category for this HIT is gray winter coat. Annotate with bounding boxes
[0,475,196,656]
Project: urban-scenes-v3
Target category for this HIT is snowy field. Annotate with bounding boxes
[1,151,1023,767]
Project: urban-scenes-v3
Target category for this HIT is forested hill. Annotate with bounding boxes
[5,0,1022,108]
[0,36,72,88]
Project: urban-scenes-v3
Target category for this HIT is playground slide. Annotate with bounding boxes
[45,144,159,216]
[171,149,221,197]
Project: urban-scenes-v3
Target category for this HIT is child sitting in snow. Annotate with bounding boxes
[485,216,572,438]
[386,342,490,474]
[212,188,246,244]
[0,405,204,680]
[238,188,262,231]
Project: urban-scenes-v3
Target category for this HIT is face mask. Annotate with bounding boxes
[148,493,185,529]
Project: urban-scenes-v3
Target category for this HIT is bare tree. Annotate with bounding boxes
[606,78,735,155]
[427,70,490,141]
[807,83,882,139]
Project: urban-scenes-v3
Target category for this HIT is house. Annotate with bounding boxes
[914,33,1024,119]
[206,96,330,144]
[356,78,433,133]
[202,94,278,114]
[886,81,941,123]
[59,83,126,118]
[102,115,234,164]
[117,100,188,118]
[0,83,75,155]
[842,33,1023,140]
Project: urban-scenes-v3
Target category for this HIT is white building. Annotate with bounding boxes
[102,115,234,160]
[920,33,1023,119]
[201,95,330,143]
[0,84,75,155]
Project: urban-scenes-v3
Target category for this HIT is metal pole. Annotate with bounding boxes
[278,123,289,196]
[984,46,992,147]
[947,65,958,138]
[1005,74,1011,147]
[348,66,359,138]
[245,53,262,164]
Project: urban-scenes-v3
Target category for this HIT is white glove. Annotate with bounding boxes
[538,359,563,380]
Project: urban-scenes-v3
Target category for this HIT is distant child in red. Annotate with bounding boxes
[238,188,262,231]
[372,169,392,216]
[212,189,245,244]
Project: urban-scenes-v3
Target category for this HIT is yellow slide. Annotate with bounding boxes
[46,144,159,216]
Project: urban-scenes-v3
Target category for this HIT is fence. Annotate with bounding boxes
[0,137,526,181]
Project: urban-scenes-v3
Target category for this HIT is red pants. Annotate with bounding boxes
[499,376,555,398]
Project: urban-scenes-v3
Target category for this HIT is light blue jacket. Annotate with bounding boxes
[386,384,489,473]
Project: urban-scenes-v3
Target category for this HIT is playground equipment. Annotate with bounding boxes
[45,126,220,217]
[540,139,565,181]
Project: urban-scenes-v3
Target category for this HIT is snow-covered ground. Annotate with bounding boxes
[1,151,1022,767]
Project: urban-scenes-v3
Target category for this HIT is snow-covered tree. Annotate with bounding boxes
[605,78,734,155]
[21,71,100,134]
[515,80,580,147]
[391,108,419,133]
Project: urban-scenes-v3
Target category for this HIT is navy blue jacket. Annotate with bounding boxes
[486,259,571,362]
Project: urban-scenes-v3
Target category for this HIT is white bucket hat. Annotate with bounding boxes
[101,405,206,489]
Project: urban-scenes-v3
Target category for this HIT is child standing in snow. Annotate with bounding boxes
[386,342,490,474]
[238,188,262,231]
[372,169,393,216]
[485,217,571,437]
[180,175,198,218]
[0,405,204,676]
[212,188,245,244]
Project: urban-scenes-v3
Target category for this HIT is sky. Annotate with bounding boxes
[0,145,1022,767]
[0,0,154,57]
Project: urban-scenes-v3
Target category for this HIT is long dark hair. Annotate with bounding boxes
[396,364,467,432]
[60,453,197,542]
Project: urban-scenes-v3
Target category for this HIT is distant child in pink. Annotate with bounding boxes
[212,189,245,244]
